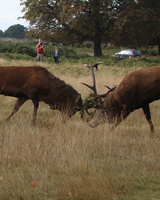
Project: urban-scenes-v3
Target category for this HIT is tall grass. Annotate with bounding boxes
[0,59,160,199]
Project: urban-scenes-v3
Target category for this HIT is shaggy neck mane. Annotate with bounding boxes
[46,73,79,111]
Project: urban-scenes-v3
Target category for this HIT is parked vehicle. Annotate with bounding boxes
[115,49,141,58]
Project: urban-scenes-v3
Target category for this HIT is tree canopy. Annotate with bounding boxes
[3,24,26,38]
[0,30,3,37]
[111,0,160,53]
[21,0,134,57]
[21,0,160,56]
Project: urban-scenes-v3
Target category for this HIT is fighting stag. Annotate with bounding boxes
[81,63,160,133]
[0,66,82,124]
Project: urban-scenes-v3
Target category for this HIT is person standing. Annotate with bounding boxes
[53,46,60,63]
[36,39,45,62]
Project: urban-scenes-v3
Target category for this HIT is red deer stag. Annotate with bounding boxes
[0,66,82,124]
[81,63,160,133]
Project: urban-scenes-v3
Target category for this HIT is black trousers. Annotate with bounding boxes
[54,56,59,63]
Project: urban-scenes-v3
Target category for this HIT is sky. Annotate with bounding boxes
[0,0,29,32]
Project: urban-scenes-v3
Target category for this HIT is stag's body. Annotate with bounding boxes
[84,65,160,132]
[102,66,160,130]
[0,66,82,124]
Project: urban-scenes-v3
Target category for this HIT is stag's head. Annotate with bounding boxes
[80,63,117,127]
[70,93,83,116]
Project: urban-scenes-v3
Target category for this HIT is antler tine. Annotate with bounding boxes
[92,62,102,70]
[79,82,94,91]
[104,85,111,90]
[99,85,118,98]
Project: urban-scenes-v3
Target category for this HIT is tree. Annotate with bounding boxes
[21,0,134,57]
[4,24,26,38]
[138,0,160,54]
[0,30,3,37]
[111,0,160,54]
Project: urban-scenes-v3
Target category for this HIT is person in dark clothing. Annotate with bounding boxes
[53,46,60,63]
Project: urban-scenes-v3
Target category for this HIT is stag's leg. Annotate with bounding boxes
[30,93,39,125]
[5,97,27,122]
[142,104,154,133]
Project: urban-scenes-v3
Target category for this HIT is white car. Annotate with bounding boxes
[115,49,141,58]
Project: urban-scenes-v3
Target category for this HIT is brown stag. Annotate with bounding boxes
[0,66,82,124]
[81,63,160,133]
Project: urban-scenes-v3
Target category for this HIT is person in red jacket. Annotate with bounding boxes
[36,39,45,62]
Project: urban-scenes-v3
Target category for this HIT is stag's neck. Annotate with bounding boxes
[44,73,80,111]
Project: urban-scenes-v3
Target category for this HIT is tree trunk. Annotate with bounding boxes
[93,38,102,57]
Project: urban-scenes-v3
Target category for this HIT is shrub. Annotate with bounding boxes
[0,52,35,61]
[15,45,37,57]
[82,42,93,48]
[140,47,158,56]
[73,43,82,48]
[59,46,80,59]
[0,41,37,57]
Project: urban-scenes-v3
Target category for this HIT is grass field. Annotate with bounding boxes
[0,58,160,199]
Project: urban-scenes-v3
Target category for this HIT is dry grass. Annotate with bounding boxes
[0,60,160,199]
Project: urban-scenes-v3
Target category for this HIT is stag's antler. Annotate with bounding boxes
[80,62,102,96]
[80,63,102,121]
